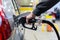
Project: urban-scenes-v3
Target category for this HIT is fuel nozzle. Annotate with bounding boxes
[19,17,37,30]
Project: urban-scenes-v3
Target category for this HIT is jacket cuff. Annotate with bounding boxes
[33,8,41,16]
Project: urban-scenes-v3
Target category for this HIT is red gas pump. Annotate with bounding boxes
[0,0,11,40]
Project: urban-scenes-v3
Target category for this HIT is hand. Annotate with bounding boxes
[26,12,36,24]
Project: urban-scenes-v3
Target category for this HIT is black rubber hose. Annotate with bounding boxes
[42,20,60,40]
[19,17,60,40]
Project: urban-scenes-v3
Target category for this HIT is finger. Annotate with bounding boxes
[26,18,29,24]
[26,19,32,25]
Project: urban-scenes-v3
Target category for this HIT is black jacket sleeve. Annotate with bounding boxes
[33,0,60,16]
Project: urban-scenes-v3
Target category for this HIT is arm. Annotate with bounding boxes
[33,0,59,16]
[26,0,59,23]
